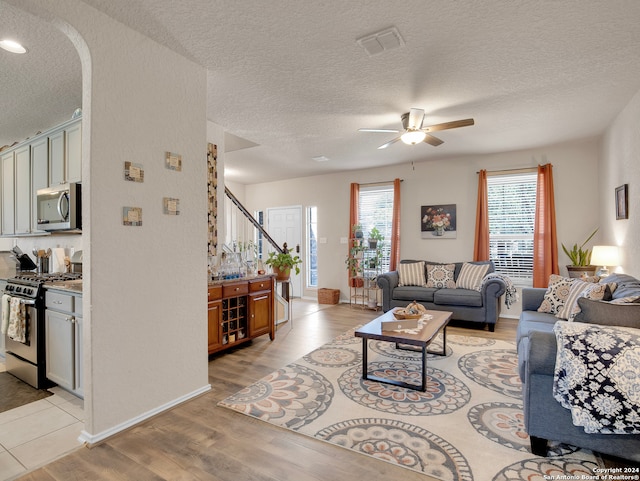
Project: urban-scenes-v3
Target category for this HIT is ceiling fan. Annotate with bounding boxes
[359,108,475,150]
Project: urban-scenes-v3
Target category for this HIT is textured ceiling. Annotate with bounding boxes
[3,1,640,184]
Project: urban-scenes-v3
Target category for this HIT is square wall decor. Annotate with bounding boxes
[163,197,180,215]
[421,204,457,239]
[124,161,144,182]
[123,207,142,226]
[165,151,182,171]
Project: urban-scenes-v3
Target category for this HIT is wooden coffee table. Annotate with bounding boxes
[354,309,452,391]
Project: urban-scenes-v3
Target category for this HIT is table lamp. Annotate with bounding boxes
[590,245,620,277]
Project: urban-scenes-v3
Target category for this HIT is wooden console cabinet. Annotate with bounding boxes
[208,275,275,355]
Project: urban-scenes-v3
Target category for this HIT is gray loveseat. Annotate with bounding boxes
[376,260,506,331]
[517,273,640,461]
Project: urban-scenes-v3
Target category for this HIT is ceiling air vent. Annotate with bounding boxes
[356,26,404,57]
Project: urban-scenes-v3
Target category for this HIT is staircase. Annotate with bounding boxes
[222,187,292,325]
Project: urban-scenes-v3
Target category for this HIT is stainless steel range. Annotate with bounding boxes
[4,272,81,389]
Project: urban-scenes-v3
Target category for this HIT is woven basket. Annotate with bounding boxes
[318,288,340,304]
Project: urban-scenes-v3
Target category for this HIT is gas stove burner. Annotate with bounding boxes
[39,272,82,281]
[12,272,82,282]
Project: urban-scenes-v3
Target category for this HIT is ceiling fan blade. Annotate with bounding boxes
[358,128,400,133]
[377,137,401,149]
[423,118,474,132]
[407,108,425,130]
[423,133,444,146]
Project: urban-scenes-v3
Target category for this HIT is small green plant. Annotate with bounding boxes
[352,224,364,238]
[562,228,598,266]
[265,250,302,275]
[345,241,364,276]
[345,256,361,277]
[368,226,384,242]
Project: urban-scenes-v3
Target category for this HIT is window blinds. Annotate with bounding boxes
[487,173,537,282]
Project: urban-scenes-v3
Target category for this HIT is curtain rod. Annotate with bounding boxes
[359,179,403,186]
[476,167,537,175]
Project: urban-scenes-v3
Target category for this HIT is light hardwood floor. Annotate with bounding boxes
[15,302,519,480]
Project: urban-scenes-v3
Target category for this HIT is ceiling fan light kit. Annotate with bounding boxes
[360,107,475,150]
[401,130,426,145]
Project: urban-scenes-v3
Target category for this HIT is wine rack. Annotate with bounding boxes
[221,296,247,345]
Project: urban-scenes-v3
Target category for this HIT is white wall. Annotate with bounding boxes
[241,137,602,315]
[600,88,640,276]
[15,0,210,441]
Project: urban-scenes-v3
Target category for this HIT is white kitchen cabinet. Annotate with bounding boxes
[48,128,65,186]
[48,119,81,187]
[45,308,75,391]
[2,143,43,236]
[15,145,31,234]
[1,150,15,235]
[65,121,82,184]
[0,116,82,238]
[45,289,83,398]
[31,136,49,233]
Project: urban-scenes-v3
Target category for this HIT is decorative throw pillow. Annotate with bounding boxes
[538,274,574,314]
[426,263,456,289]
[610,295,640,304]
[574,298,640,328]
[556,280,617,321]
[456,262,490,291]
[398,261,426,287]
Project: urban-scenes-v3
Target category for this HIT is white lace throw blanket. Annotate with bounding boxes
[483,272,519,308]
[553,320,640,434]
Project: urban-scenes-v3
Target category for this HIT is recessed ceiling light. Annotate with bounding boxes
[0,39,27,54]
[312,155,330,162]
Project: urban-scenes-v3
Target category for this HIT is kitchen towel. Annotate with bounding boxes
[1,294,10,334]
[7,297,26,343]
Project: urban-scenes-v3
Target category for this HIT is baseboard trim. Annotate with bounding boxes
[77,384,211,446]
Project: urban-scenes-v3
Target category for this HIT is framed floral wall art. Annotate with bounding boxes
[421,204,457,239]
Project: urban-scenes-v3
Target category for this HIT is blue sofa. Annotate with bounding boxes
[376,260,506,331]
[517,273,640,461]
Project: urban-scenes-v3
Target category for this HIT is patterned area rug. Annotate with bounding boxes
[219,328,598,480]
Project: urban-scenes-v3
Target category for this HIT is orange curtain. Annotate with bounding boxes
[348,183,360,282]
[389,178,401,271]
[533,164,559,287]
[473,169,490,261]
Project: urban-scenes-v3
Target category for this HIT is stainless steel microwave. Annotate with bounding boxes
[36,183,82,231]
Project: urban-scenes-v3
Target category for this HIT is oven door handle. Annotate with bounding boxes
[18,298,36,305]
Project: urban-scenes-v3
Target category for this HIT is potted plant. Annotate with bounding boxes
[368,226,384,249]
[562,228,598,278]
[265,250,301,281]
[345,242,364,287]
[352,224,364,239]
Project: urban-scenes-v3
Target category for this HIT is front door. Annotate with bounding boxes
[266,206,302,297]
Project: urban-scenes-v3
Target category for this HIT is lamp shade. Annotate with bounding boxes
[401,130,426,145]
[590,245,620,266]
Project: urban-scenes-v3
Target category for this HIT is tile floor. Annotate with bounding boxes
[0,360,84,481]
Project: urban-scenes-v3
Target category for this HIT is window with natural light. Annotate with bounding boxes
[358,184,393,273]
[307,206,318,287]
[487,172,537,284]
